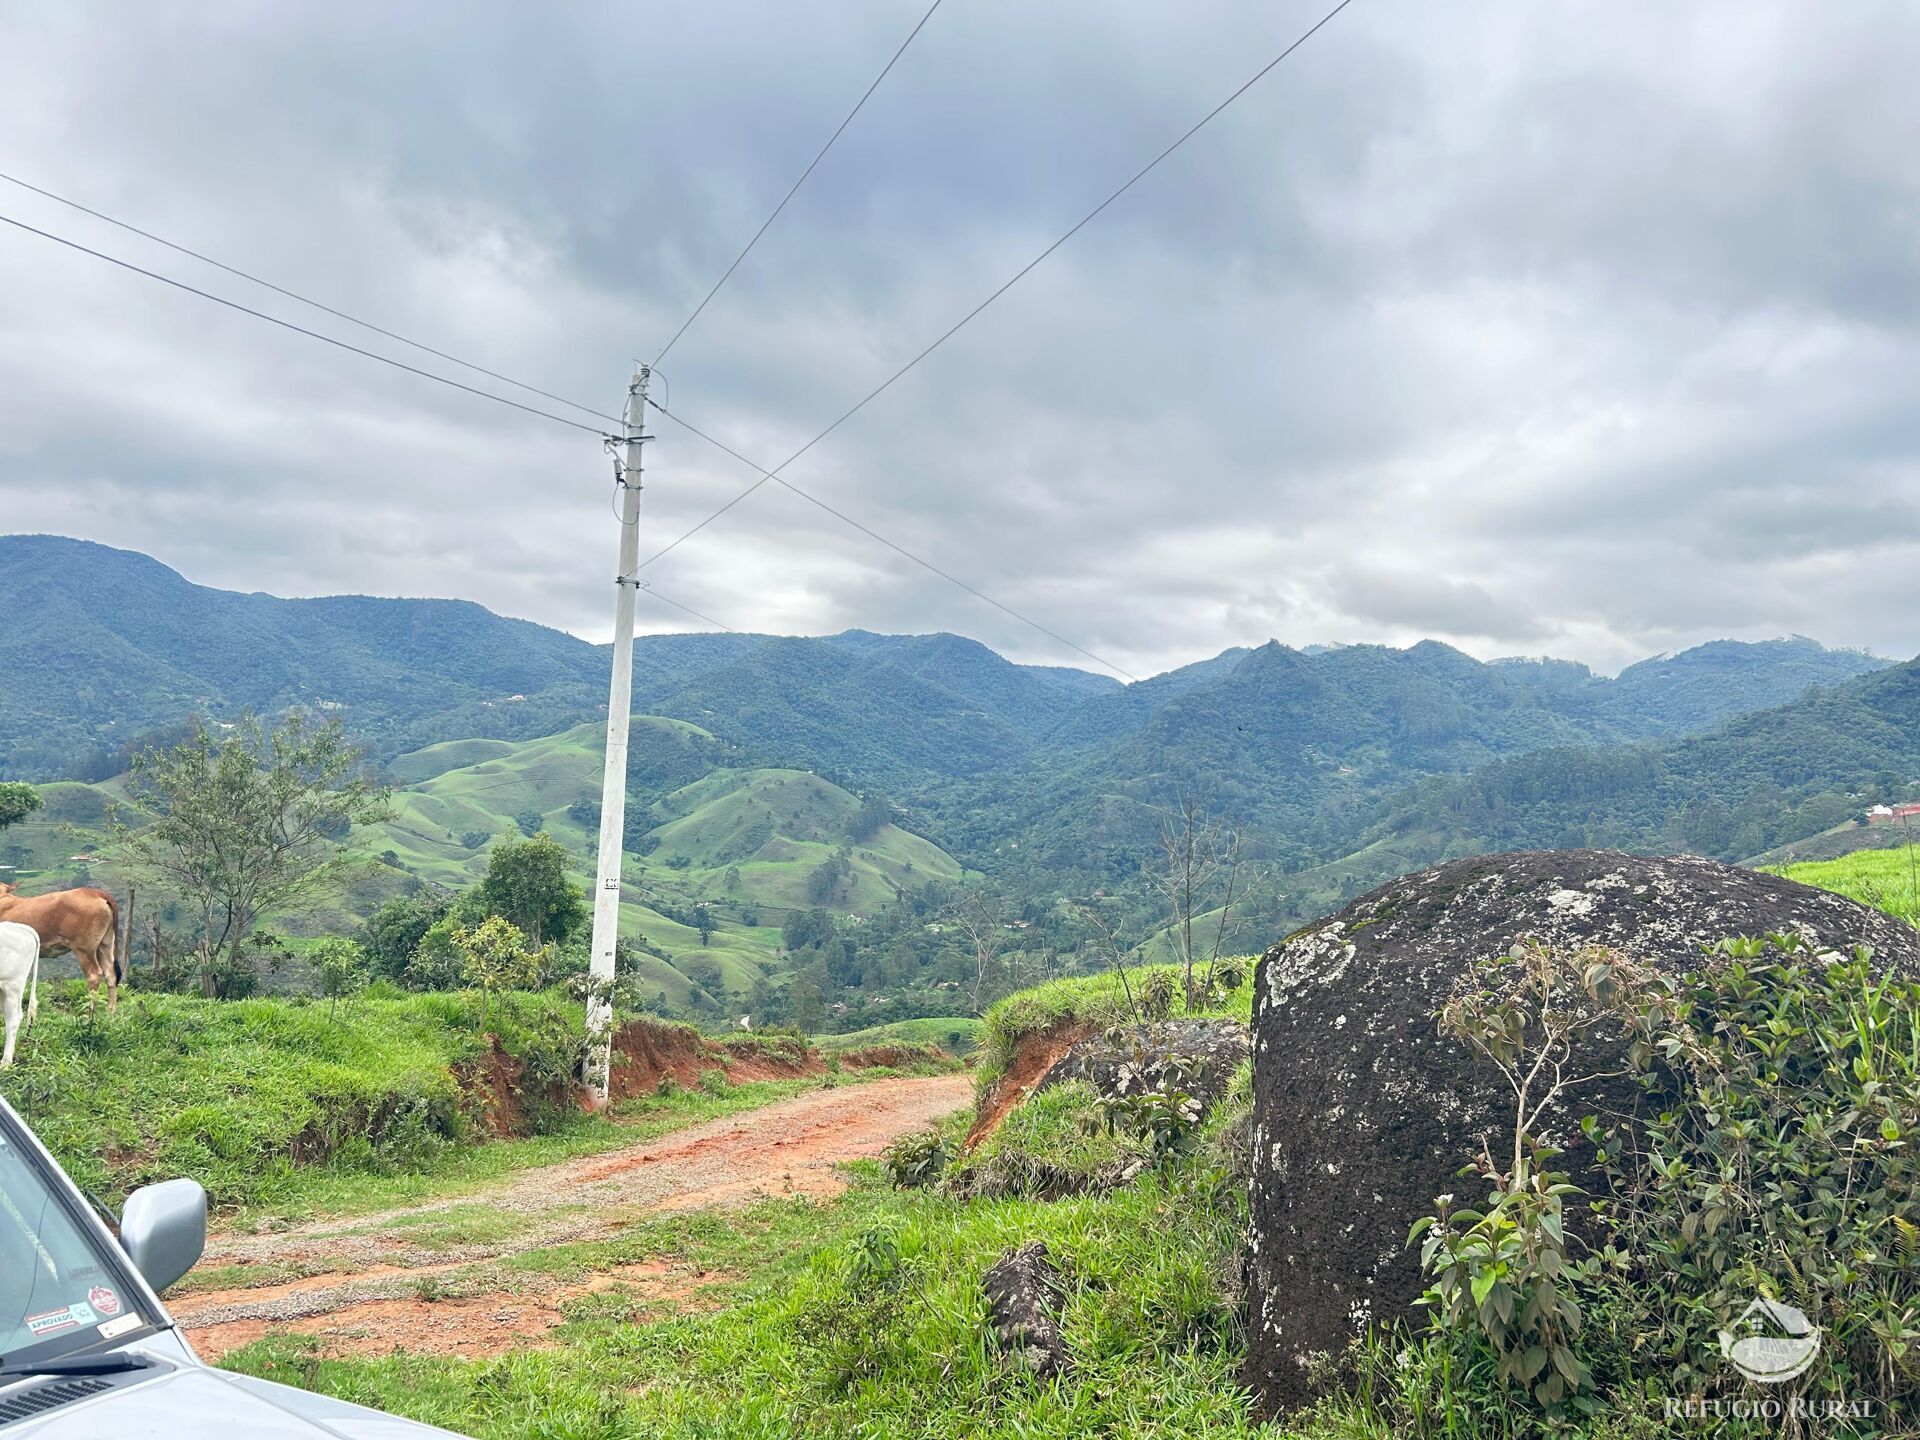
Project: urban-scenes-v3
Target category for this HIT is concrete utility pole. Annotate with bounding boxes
[585,364,650,1104]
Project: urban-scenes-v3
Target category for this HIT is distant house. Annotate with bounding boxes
[1866,802,1920,825]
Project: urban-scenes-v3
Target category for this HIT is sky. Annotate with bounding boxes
[2,0,1917,681]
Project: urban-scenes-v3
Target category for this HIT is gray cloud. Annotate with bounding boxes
[2,0,1918,681]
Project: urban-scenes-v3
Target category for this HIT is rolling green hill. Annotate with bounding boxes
[351,720,965,1009]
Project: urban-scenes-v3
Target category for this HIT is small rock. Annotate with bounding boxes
[982,1241,1071,1379]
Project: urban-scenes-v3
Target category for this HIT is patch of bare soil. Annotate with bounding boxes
[177,1073,972,1361]
[964,1021,1093,1149]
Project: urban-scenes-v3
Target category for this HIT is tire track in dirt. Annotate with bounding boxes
[172,1072,972,1361]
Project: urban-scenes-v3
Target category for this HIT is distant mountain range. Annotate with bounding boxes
[2,534,1909,910]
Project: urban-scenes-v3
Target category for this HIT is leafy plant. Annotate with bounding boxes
[1586,933,1920,1412]
[882,1128,953,1189]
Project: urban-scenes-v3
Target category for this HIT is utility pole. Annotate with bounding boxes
[585,363,650,1104]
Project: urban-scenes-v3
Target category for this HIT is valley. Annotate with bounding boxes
[4,535,1916,1029]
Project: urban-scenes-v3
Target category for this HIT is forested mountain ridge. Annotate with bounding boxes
[1,536,1899,904]
[914,635,1898,892]
[1337,654,1920,876]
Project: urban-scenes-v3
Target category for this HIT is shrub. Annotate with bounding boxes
[882,1128,952,1189]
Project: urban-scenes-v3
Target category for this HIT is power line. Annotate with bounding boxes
[637,583,737,633]
[0,210,616,437]
[637,0,1357,674]
[0,169,622,427]
[650,399,1137,680]
[653,0,945,366]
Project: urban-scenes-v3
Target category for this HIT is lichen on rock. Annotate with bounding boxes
[1241,848,1920,1418]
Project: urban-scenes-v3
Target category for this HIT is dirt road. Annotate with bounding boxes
[171,1072,972,1361]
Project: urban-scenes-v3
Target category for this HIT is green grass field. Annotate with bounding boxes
[1775,844,1920,926]
[816,1016,982,1056]
[3,716,968,1013]
[0,983,895,1224]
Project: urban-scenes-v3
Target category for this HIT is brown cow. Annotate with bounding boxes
[0,883,123,1012]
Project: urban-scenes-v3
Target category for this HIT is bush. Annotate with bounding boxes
[882,1128,952,1189]
[1408,933,1920,1427]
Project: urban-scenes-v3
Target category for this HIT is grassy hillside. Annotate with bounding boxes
[816,1016,982,1056]
[352,722,965,1009]
[0,986,570,1208]
[1774,845,1920,927]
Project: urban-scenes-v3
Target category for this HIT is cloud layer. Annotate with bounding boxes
[2,0,1916,677]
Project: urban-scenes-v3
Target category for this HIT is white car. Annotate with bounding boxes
[1,1092,467,1436]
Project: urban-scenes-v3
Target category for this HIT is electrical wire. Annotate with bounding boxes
[637,584,738,633]
[653,0,945,366]
[0,168,622,426]
[635,0,1358,676]
[0,211,616,437]
[650,399,1134,678]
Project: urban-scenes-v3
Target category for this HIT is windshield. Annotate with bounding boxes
[0,1109,153,1367]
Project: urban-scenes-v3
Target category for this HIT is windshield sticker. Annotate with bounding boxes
[26,1301,98,1337]
[97,1314,143,1340]
[88,1285,123,1317]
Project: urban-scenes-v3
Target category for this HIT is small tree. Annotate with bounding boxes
[514,809,544,838]
[0,782,42,833]
[1155,795,1243,1010]
[477,832,588,944]
[120,715,387,996]
[360,888,453,980]
[453,914,542,1029]
[311,936,369,1019]
[692,903,715,946]
[951,890,1004,1017]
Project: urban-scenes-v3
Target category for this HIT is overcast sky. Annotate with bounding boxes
[3,0,1917,679]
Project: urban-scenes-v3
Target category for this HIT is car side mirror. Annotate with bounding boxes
[119,1178,206,1294]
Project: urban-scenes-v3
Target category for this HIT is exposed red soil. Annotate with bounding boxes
[963,1019,1095,1149]
[454,1040,540,1138]
[838,1043,944,1069]
[453,1021,872,1135]
[189,1262,713,1362]
[177,1073,974,1364]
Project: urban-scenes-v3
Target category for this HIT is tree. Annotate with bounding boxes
[453,914,542,1028]
[477,832,589,945]
[789,974,826,1035]
[952,890,1004,1016]
[692,903,715,945]
[360,888,453,979]
[853,792,893,842]
[311,936,369,1019]
[1155,795,1243,1009]
[682,954,722,998]
[121,715,387,996]
[514,808,545,838]
[0,783,41,833]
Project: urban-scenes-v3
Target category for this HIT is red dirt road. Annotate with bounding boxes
[172,1072,973,1361]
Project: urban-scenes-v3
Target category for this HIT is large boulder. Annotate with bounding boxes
[1035,1016,1248,1112]
[1242,849,1920,1417]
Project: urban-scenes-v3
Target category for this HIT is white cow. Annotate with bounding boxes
[1,919,40,1068]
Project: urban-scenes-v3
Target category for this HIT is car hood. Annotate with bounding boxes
[10,1357,466,1438]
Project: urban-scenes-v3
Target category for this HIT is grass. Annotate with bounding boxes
[974,962,1254,1090]
[1775,843,1920,927]
[0,984,882,1222]
[818,1017,983,1057]
[221,1151,1267,1438]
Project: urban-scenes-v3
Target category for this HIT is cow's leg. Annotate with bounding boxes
[75,946,102,1012]
[2,988,18,1068]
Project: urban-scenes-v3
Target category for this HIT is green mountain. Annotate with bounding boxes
[2,536,1901,928]
[1333,655,1920,881]
[0,535,610,776]
[920,636,1896,892]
